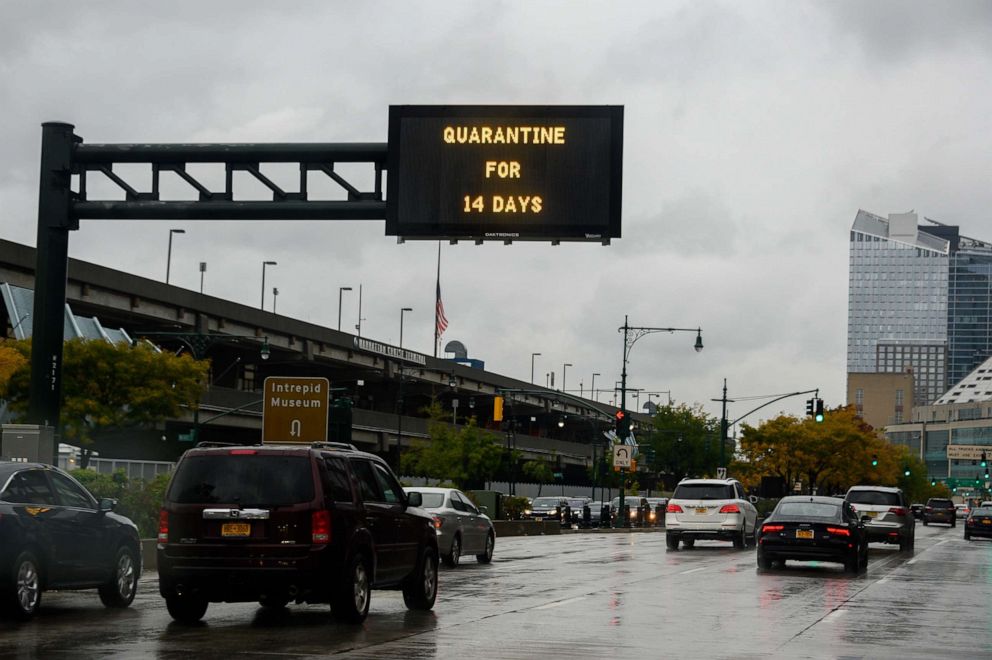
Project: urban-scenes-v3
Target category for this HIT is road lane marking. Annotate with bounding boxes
[533,596,587,610]
[908,538,948,564]
[678,567,707,575]
[823,609,847,623]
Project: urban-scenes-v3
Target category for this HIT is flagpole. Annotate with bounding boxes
[434,241,441,358]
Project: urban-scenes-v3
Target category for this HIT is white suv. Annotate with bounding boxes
[665,478,758,550]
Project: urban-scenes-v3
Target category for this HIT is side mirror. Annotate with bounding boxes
[479,505,489,515]
[749,495,759,505]
[407,491,423,508]
[98,497,117,513]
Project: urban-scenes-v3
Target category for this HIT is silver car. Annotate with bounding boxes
[405,487,495,567]
[845,485,915,550]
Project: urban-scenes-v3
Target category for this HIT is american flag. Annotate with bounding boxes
[435,280,448,336]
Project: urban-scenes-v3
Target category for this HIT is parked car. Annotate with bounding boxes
[910,503,924,519]
[922,498,956,527]
[565,498,591,526]
[756,496,869,573]
[965,506,992,541]
[525,496,571,523]
[0,461,142,620]
[956,504,970,520]
[157,442,439,624]
[665,478,758,550]
[644,497,669,527]
[845,485,915,550]
[405,487,495,567]
[587,501,605,526]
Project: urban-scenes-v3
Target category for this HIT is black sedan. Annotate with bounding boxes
[0,461,142,620]
[756,496,869,573]
[964,506,992,541]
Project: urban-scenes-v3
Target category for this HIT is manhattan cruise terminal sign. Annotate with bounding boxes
[386,105,624,242]
[262,377,329,444]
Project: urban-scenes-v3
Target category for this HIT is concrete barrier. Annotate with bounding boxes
[492,520,561,537]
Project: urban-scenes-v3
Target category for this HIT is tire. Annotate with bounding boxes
[923,519,929,526]
[844,552,859,574]
[757,551,773,569]
[733,526,746,549]
[476,532,495,564]
[746,527,757,548]
[965,531,972,541]
[682,538,695,549]
[3,551,42,620]
[402,546,438,611]
[952,521,956,528]
[666,533,679,551]
[443,535,461,568]
[165,594,208,624]
[99,545,138,608]
[331,552,371,624]
[258,594,290,609]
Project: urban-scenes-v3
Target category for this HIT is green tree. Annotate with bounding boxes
[71,468,172,538]
[400,400,503,489]
[644,403,721,481]
[522,459,554,496]
[2,338,208,462]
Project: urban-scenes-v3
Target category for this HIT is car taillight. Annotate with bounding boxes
[158,509,169,543]
[311,510,331,544]
[719,504,740,514]
[826,527,851,537]
[432,515,443,529]
[762,524,784,533]
[666,504,683,513]
[888,507,908,516]
[230,449,257,455]
[967,518,976,526]
[925,506,933,511]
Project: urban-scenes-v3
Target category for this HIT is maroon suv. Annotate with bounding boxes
[922,498,956,527]
[157,442,438,624]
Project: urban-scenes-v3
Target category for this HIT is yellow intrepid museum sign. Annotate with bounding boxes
[262,377,329,444]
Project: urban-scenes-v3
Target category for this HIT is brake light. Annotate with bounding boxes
[925,506,933,511]
[230,449,257,455]
[666,504,683,513]
[158,509,169,543]
[719,504,740,514]
[826,527,851,537]
[432,515,443,529]
[762,524,784,533]
[888,507,908,516]
[967,518,976,526]
[311,510,331,544]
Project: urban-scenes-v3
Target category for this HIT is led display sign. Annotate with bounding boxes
[386,105,623,242]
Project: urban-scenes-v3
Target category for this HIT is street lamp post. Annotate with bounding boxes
[166,228,185,284]
[260,261,277,310]
[399,307,413,348]
[338,287,352,331]
[591,373,600,401]
[199,262,207,294]
[562,363,572,392]
[531,352,541,384]
[616,315,703,526]
[272,287,279,314]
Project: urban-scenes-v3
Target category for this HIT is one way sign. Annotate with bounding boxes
[613,445,632,468]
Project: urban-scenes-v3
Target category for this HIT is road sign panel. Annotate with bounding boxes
[262,377,330,444]
[613,444,632,469]
[717,467,727,479]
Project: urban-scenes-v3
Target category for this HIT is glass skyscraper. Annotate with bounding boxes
[848,210,992,406]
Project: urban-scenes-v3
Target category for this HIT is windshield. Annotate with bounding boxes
[928,500,954,509]
[777,502,839,519]
[673,484,735,500]
[846,490,900,506]
[169,455,314,506]
[532,497,560,507]
[414,492,445,508]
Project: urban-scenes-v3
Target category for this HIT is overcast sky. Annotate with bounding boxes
[2,1,992,428]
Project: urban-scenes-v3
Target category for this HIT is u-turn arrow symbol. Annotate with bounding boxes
[290,419,302,437]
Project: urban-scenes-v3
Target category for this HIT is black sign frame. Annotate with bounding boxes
[386,105,623,242]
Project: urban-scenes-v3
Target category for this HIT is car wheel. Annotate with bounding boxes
[922,519,928,526]
[666,533,679,551]
[965,531,972,541]
[733,526,746,549]
[165,594,208,624]
[332,552,371,623]
[844,553,859,574]
[3,551,42,620]
[444,535,461,568]
[476,532,495,564]
[402,546,438,611]
[258,594,290,609]
[682,538,695,549]
[952,521,957,528]
[99,545,139,608]
[757,551,773,570]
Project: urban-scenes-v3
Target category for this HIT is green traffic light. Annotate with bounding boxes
[904,469,911,477]
[815,413,824,423]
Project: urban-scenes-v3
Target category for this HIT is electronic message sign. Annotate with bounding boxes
[386,105,623,242]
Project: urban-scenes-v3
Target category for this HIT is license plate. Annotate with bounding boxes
[866,511,878,518]
[983,520,991,525]
[796,529,814,539]
[696,508,707,514]
[534,517,543,522]
[222,522,251,537]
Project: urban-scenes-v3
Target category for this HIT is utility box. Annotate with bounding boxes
[468,490,503,520]
[1,424,57,465]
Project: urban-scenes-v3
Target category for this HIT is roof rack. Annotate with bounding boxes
[194,441,256,449]
[310,442,359,451]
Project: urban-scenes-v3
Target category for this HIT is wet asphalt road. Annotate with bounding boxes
[3,523,991,659]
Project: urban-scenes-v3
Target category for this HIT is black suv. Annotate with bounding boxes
[157,442,439,624]
[0,461,141,620]
[922,497,956,527]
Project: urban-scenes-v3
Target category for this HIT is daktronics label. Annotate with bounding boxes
[386,105,623,242]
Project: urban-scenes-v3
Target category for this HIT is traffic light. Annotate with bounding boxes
[871,455,879,467]
[615,410,627,437]
[493,396,504,422]
[903,468,911,477]
[805,399,815,417]
[814,399,825,423]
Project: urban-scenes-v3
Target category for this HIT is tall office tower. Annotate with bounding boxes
[944,229,992,388]
[848,210,950,406]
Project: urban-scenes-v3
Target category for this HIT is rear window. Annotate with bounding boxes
[168,454,315,506]
[928,499,953,508]
[673,484,735,500]
[417,493,445,508]
[973,507,992,516]
[777,502,839,519]
[846,490,900,506]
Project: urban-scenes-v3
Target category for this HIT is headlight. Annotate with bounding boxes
[523,509,531,515]
[550,507,558,514]
[630,510,637,519]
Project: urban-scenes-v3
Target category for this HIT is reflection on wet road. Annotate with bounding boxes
[4,525,991,658]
